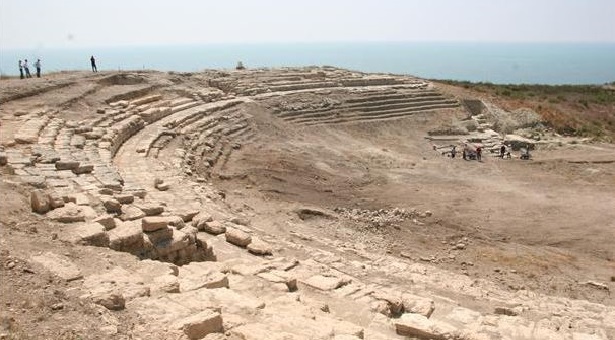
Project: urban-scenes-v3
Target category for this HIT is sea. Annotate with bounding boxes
[2,42,614,85]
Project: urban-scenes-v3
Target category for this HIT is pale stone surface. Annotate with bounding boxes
[173,310,223,340]
[84,267,151,302]
[225,227,252,247]
[153,274,180,294]
[46,203,86,223]
[257,271,297,291]
[301,275,346,291]
[316,316,364,339]
[179,262,229,291]
[31,252,83,281]
[402,293,435,318]
[395,313,456,339]
[136,259,179,277]
[65,223,109,247]
[231,323,308,340]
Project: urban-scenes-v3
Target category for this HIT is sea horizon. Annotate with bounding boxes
[2,41,615,85]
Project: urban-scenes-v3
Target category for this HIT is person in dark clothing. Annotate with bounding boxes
[476,146,482,161]
[35,59,41,78]
[90,56,97,72]
[500,145,506,158]
[19,60,24,79]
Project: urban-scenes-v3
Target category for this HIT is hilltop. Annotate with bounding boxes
[1,68,614,339]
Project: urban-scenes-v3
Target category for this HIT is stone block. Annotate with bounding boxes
[102,197,122,214]
[48,191,65,209]
[246,237,272,256]
[0,152,7,166]
[156,229,192,257]
[55,160,80,170]
[202,221,227,235]
[142,216,172,232]
[166,215,185,229]
[72,193,90,206]
[402,293,435,318]
[257,272,297,292]
[155,182,170,191]
[145,227,173,243]
[394,313,456,339]
[133,202,164,216]
[225,227,251,247]
[372,291,404,317]
[173,310,223,340]
[31,189,50,214]
[108,222,144,252]
[119,205,145,221]
[68,223,109,247]
[192,211,213,229]
[177,210,199,222]
[114,193,134,204]
[91,291,125,311]
[72,164,94,174]
[93,214,116,230]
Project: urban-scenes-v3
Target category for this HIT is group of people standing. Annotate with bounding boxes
[18,59,41,79]
[16,56,98,79]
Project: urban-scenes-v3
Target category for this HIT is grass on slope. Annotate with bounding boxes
[438,80,615,141]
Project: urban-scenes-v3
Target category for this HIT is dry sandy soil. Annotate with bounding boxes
[1,68,614,339]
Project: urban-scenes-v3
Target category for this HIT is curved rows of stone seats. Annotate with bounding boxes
[276,88,459,126]
[208,67,425,97]
[3,70,614,340]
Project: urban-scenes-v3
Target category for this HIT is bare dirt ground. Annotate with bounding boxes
[1,69,614,339]
[215,101,615,304]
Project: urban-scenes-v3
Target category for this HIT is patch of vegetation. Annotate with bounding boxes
[436,79,615,141]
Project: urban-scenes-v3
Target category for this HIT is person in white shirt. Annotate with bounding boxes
[23,59,32,78]
[35,59,41,78]
[18,60,24,79]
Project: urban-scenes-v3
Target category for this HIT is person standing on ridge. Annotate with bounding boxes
[90,56,97,72]
[18,60,24,79]
[23,59,32,78]
[35,59,42,78]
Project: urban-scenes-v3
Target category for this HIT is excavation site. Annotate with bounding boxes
[1,68,614,339]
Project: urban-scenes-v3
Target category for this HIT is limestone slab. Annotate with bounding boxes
[31,252,83,281]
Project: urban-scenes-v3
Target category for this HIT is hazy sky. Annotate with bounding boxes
[1,0,614,49]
